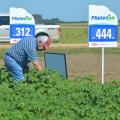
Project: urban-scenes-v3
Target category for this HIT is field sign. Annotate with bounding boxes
[10,8,35,43]
[88,5,118,47]
[89,5,118,84]
[44,52,68,79]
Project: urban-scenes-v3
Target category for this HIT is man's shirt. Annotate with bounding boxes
[5,37,38,67]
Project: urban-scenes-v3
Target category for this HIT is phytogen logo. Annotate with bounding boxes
[12,16,32,21]
[91,15,115,21]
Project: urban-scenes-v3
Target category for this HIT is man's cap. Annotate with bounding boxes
[37,35,51,49]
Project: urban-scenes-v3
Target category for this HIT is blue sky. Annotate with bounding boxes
[0,0,120,21]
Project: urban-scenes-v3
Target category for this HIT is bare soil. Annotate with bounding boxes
[66,53,120,82]
[31,53,120,82]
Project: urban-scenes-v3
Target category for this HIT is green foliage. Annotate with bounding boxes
[0,48,7,59]
[0,68,120,120]
[43,18,64,25]
[58,28,88,43]
[56,23,120,43]
[33,14,42,24]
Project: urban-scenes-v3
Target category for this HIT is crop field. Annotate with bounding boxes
[0,67,120,119]
[1,23,120,82]
[56,23,120,44]
[0,23,120,119]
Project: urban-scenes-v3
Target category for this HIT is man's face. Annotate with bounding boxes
[37,35,52,51]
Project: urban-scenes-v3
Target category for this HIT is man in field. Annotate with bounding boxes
[4,34,52,81]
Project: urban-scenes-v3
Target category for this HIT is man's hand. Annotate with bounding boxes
[32,61,43,71]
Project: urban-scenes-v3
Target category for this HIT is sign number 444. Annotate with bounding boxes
[96,29,112,39]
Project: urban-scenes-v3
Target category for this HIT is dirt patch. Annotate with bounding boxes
[1,43,120,49]
[38,52,120,82]
[66,53,120,82]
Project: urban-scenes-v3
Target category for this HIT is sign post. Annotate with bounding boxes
[88,5,118,84]
[10,8,35,43]
[102,47,104,84]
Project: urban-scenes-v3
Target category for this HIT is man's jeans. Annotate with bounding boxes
[4,55,29,81]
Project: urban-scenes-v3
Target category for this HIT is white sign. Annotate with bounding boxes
[88,5,118,47]
[10,8,35,43]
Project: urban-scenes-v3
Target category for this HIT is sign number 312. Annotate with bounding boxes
[16,27,30,37]
[10,25,35,38]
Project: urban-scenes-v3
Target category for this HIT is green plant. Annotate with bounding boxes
[0,68,120,120]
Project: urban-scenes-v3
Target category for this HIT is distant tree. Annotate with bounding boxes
[32,14,42,24]
[43,18,64,24]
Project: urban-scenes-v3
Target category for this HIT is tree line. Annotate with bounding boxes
[33,14,120,24]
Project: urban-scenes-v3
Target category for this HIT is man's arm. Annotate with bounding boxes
[32,61,43,71]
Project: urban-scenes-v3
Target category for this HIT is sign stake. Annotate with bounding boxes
[102,47,104,84]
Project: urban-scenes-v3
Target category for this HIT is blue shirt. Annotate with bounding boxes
[6,37,38,67]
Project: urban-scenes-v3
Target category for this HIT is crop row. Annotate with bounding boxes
[0,68,120,120]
